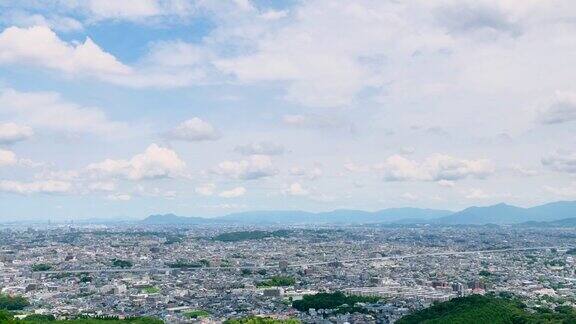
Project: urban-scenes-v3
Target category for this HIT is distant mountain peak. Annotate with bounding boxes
[141,201,576,226]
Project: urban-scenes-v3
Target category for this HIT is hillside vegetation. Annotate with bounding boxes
[397,294,576,324]
[292,292,380,312]
[224,317,299,324]
[0,311,163,323]
[214,230,291,242]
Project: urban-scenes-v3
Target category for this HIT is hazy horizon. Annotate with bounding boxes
[4,199,576,223]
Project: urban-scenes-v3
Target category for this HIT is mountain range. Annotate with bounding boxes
[141,201,576,225]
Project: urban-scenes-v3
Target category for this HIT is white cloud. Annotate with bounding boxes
[0,26,203,88]
[434,1,520,38]
[212,1,455,107]
[0,123,34,144]
[0,88,124,135]
[0,149,17,167]
[214,3,370,107]
[166,117,220,141]
[509,164,538,177]
[68,0,203,22]
[310,193,336,202]
[84,0,161,21]
[289,165,323,180]
[542,151,576,174]
[213,155,277,180]
[195,183,216,196]
[2,1,573,111]
[201,203,247,210]
[538,91,576,125]
[343,161,369,173]
[143,40,212,68]
[437,180,456,187]
[288,167,306,176]
[401,192,419,201]
[308,167,323,180]
[283,182,309,196]
[219,186,246,198]
[106,193,132,201]
[261,10,288,21]
[0,11,83,32]
[87,144,186,180]
[399,147,416,155]
[134,185,177,199]
[376,154,494,182]
[88,181,116,192]
[465,188,490,199]
[235,142,284,156]
[0,180,71,195]
[34,170,80,182]
[544,183,576,198]
[282,114,354,131]
[0,26,130,76]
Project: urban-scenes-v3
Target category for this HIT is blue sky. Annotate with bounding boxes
[0,0,575,221]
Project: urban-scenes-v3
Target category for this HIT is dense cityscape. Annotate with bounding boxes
[1,223,575,323]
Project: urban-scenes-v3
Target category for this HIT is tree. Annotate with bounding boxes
[0,294,29,310]
[31,264,52,272]
[224,317,299,324]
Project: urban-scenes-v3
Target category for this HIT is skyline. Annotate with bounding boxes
[1,0,576,220]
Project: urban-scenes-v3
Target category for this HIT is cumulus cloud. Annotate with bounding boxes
[219,186,246,198]
[213,1,375,108]
[0,26,130,76]
[213,155,277,180]
[283,182,309,196]
[542,151,576,174]
[87,144,186,180]
[213,1,491,107]
[166,118,220,141]
[0,11,83,32]
[376,154,494,182]
[0,180,71,195]
[0,88,124,135]
[0,26,203,88]
[0,123,34,144]
[195,183,216,196]
[235,142,284,156]
[0,149,38,168]
[538,91,576,125]
[0,149,18,167]
[0,0,569,110]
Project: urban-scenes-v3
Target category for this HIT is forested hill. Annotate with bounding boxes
[396,294,576,324]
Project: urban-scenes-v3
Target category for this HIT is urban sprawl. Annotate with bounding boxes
[1,224,575,323]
